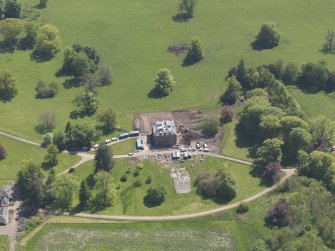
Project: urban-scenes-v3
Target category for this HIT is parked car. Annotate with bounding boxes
[203,148,210,152]
[128,152,135,156]
[105,139,112,144]
[94,144,99,149]
[82,146,90,151]
[111,137,118,142]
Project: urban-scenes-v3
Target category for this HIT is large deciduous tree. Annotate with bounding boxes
[51,175,79,210]
[43,144,58,168]
[0,70,17,101]
[220,76,242,105]
[152,68,176,97]
[73,91,99,116]
[257,138,284,165]
[177,0,196,19]
[254,22,280,49]
[144,186,167,207]
[92,171,115,209]
[0,18,23,46]
[33,24,61,57]
[96,107,117,134]
[95,144,114,173]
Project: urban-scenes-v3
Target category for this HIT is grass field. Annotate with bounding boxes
[1,0,335,141]
[0,236,9,251]
[0,135,80,187]
[70,157,264,215]
[22,186,279,251]
[110,138,136,155]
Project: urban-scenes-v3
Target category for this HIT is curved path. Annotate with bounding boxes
[72,169,295,221]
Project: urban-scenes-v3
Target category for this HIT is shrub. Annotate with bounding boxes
[236,202,249,214]
[42,132,53,147]
[125,168,131,174]
[133,179,142,188]
[133,167,140,177]
[0,144,7,160]
[35,80,58,98]
[145,175,152,184]
[254,22,280,49]
[265,199,289,227]
[220,106,233,124]
[120,175,127,182]
[201,119,219,138]
[144,186,166,207]
[263,162,282,184]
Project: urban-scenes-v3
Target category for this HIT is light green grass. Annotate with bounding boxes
[0,236,9,251]
[0,135,80,186]
[71,157,264,216]
[110,139,136,155]
[2,0,335,141]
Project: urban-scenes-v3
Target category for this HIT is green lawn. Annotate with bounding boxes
[110,138,136,155]
[0,135,80,187]
[1,0,335,142]
[71,156,264,216]
[0,236,9,251]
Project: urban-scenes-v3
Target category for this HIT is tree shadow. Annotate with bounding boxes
[319,48,335,55]
[172,14,191,22]
[0,41,15,54]
[34,124,53,134]
[147,88,168,99]
[63,78,82,89]
[182,56,200,67]
[30,51,55,63]
[250,41,276,51]
[234,124,255,148]
[17,39,35,51]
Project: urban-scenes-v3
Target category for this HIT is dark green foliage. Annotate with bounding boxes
[133,167,140,177]
[95,144,114,173]
[176,0,196,20]
[16,163,46,208]
[120,174,127,182]
[53,132,66,152]
[64,124,97,149]
[195,171,219,198]
[184,36,203,65]
[73,91,99,117]
[265,199,289,227]
[236,202,249,214]
[246,88,268,99]
[282,62,299,84]
[0,144,6,160]
[201,119,218,138]
[215,169,237,200]
[256,138,283,165]
[35,80,58,98]
[145,175,152,184]
[151,68,176,97]
[326,71,335,91]
[250,239,267,251]
[298,62,328,91]
[133,179,142,188]
[220,106,233,124]
[79,180,91,208]
[144,186,166,207]
[263,162,282,184]
[3,0,20,19]
[254,22,280,49]
[220,76,242,105]
[42,144,58,168]
[0,70,17,101]
[96,107,117,134]
[266,59,285,80]
[37,0,48,9]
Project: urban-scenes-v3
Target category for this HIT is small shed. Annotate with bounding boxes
[0,188,9,207]
[0,207,8,225]
[136,138,144,150]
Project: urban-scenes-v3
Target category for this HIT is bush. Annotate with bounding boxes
[220,106,233,124]
[263,162,282,184]
[254,22,280,49]
[120,175,127,182]
[42,132,53,147]
[125,168,131,174]
[133,167,140,177]
[202,119,219,138]
[265,199,289,227]
[144,186,166,207]
[0,144,7,160]
[236,202,249,214]
[145,175,152,184]
[133,179,142,188]
[35,80,58,98]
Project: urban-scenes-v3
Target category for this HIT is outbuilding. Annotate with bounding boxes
[136,138,144,150]
[0,207,8,225]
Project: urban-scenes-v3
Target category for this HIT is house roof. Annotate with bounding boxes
[0,189,9,207]
[152,120,177,137]
[0,207,8,225]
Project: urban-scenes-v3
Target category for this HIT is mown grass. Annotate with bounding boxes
[110,138,136,155]
[1,0,335,141]
[0,236,9,251]
[70,156,264,216]
[0,135,80,186]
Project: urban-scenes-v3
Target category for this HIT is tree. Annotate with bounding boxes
[35,80,58,98]
[33,24,61,57]
[95,144,114,173]
[0,144,6,160]
[37,0,48,9]
[177,0,196,19]
[287,127,312,157]
[280,116,308,142]
[263,162,282,184]
[298,62,328,91]
[254,22,280,49]
[184,36,203,65]
[51,175,79,210]
[310,116,335,149]
[0,70,17,100]
[43,144,58,167]
[266,59,285,80]
[195,172,219,198]
[38,111,56,133]
[96,107,117,134]
[65,124,96,149]
[201,119,218,138]
[63,47,90,77]
[246,88,268,99]
[73,91,99,116]
[323,29,335,52]
[259,115,282,139]
[42,132,53,147]
[251,239,268,251]
[152,68,176,97]
[220,106,233,124]
[0,18,23,46]
[53,132,66,152]
[257,138,284,164]
[282,62,299,84]
[215,169,237,200]
[16,163,46,208]
[144,186,167,207]
[265,199,289,227]
[220,76,242,105]
[92,171,115,209]
[96,64,112,86]
[79,180,91,208]
[4,0,20,18]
